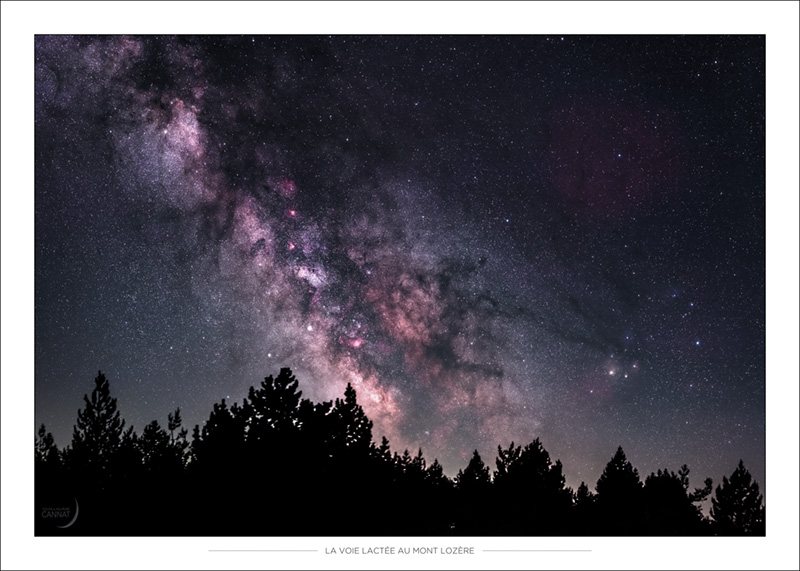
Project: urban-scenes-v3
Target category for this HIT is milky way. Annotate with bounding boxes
[35,35,765,491]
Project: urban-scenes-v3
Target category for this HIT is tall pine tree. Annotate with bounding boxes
[493,439,573,534]
[35,424,61,472]
[332,383,373,453]
[642,465,712,535]
[454,450,492,534]
[595,446,644,534]
[710,460,764,535]
[67,371,125,487]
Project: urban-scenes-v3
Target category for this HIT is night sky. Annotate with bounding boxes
[34,35,765,493]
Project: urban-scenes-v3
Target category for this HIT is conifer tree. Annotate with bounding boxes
[493,441,522,487]
[242,368,303,444]
[35,424,61,470]
[575,481,595,505]
[113,425,142,485]
[595,446,644,534]
[372,435,393,464]
[332,383,373,453]
[166,408,189,468]
[573,481,597,534]
[455,450,491,492]
[493,439,572,534]
[454,450,492,533]
[425,458,452,488]
[642,465,712,534]
[138,420,171,471]
[67,371,125,483]
[190,398,246,469]
[710,460,764,535]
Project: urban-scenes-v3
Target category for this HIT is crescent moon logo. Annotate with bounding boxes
[56,498,79,529]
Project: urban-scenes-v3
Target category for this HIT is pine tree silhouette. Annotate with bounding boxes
[112,425,143,496]
[138,415,188,484]
[573,481,597,534]
[386,447,431,534]
[575,481,594,505]
[36,424,61,472]
[710,460,764,535]
[189,398,247,534]
[333,382,373,453]
[363,435,396,533]
[55,371,141,533]
[456,449,491,491]
[494,441,522,484]
[330,383,375,534]
[242,368,303,443]
[371,435,393,466]
[595,446,644,534]
[35,424,67,535]
[35,367,764,537]
[132,419,192,533]
[167,409,188,452]
[231,368,308,533]
[295,395,336,529]
[642,465,712,535]
[191,399,246,468]
[318,386,374,535]
[425,458,451,488]
[395,448,412,475]
[66,371,125,486]
[454,450,492,533]
[411,447,427,475]
[424,458,455,535]
[493,439,573,534]
[165,408,189,469]
[60,370,132,534]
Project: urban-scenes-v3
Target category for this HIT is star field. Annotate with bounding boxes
[34,35,765,493]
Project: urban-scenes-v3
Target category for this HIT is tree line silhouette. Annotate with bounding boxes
[35,369,765,536]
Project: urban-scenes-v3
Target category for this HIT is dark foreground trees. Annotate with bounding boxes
[492,439,574,534]
[594,446,645,534]
[642,465,713,535]
[35,369,764,536]
[710,459,765,535]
